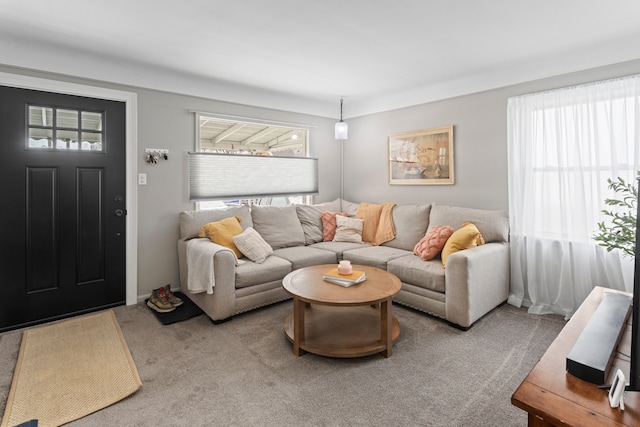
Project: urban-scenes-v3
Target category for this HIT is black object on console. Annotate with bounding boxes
[566,292,632,385]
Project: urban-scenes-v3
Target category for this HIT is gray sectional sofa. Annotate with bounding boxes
[177,199,510,329]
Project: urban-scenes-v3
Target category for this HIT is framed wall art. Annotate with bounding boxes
[388,125,454,185]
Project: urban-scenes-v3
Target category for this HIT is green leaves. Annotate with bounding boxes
[593,172,639,258]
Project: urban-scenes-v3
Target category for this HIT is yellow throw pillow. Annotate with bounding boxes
[198,216,244,258]
[441,222,485,268]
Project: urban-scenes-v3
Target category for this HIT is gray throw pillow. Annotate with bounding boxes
[296,205,324,244]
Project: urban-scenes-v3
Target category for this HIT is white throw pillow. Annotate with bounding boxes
[333,215,364,243]
[232,227,273,263]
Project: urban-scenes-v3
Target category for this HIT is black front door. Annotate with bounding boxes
[0,86,127,332]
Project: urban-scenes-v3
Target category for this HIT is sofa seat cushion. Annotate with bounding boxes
[273,246,337,270]
[309,241,370,259]
[387,255,446,293]
[342,246,410,270]
[235,255,292,289]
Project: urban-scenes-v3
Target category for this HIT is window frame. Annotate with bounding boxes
[193,112,314,209]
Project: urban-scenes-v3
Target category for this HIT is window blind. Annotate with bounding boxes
[188,152,319,201]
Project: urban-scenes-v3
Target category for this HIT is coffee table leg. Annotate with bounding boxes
[380,298,392,357]
[293,297,306,356]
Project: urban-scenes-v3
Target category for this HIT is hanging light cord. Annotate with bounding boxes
[340,97,344,121]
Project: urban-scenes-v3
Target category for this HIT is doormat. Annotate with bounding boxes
[1,310,141,427]
[145,291,204,325]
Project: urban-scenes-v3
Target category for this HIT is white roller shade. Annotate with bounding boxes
[189,152,319,201]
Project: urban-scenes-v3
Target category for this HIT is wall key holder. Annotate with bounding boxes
[145,148,169,164]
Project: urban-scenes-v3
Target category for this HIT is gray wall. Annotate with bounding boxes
[345,59,640,210]
[3,59,640,299]
[134,90,339,296]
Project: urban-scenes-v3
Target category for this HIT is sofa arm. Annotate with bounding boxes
[444,242,510,328]
[177,238,238,321]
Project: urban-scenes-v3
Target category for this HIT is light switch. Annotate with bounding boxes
[138,173,147,185]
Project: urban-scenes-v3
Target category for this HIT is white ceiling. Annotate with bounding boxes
[1,0,640,119]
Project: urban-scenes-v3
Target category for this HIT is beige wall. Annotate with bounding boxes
[3,59,640,299]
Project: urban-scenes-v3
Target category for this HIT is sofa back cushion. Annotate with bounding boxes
[179,205,253,240]
[251,205,306,249]
[340,199,360,216]
[382,204,431,251]
[312,198,342,212]
[427,204,509,243]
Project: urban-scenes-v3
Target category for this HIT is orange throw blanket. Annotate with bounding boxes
[356,202,396,245]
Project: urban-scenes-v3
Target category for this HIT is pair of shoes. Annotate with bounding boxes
[146,286,183,313]
[162,285,183,307]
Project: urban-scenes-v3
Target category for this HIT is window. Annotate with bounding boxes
[507,75,640,317]
[194,113,313,209]
[27,105,104,151]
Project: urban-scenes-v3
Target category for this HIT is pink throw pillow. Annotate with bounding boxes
[321,212,348,242]
[413,225,455,261]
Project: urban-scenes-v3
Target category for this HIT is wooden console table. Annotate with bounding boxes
[511,286,640,426]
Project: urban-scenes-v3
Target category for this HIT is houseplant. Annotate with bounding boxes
[593,172,639,257]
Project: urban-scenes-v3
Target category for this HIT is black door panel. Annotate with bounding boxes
[0,86,126,331]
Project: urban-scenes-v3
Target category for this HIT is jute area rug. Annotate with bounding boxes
[1,310,142,427]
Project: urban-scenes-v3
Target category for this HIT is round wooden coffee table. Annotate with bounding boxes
[282,264,401,358]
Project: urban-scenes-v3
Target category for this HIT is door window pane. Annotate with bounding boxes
[82,111,102,131]
[81,132,102,151]
[56,109,78,129]
[57,130,80,150]
[28,128,53,148]
[26,105,105,152]
[28,106,53,127]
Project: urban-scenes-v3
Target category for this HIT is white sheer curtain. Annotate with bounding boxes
[507,75,640,319]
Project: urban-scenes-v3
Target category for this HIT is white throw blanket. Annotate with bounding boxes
[186,238,239,294]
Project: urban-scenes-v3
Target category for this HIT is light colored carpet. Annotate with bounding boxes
[0,301,565,426]
[0,310,141,427]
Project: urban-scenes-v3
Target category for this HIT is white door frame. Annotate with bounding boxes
[0,71,138,305]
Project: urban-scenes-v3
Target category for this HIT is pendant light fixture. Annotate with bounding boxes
[335,97,348,140]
